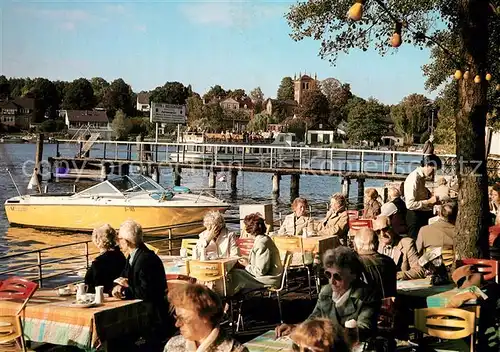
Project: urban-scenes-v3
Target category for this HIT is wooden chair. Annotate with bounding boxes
[145,243,160,254]
[414,308,476,352]
[235,238,254,258]
[0,315,26,352]
[346,210,359,221]
[181,239,198,257]
[0,277,39,315]
[273,236,315,298]
[457,258,499,283]
[186,260,227,296]
[441,249,455,268]
[233,251,293,332]
[348,219,373,230]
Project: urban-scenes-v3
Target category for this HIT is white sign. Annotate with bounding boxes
[150,103,186,124]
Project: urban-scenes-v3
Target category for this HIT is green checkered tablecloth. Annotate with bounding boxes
[245,330,291,352]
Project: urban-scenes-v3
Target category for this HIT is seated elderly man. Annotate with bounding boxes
[316,193,349,245]
[373,216,425,280]
[277,197,315,237]
[112,220,172,348]
[416,202,457,258]
[196,211,239,259]
[354,228,397,299]
[380,187,408,236]
[275,247,380,344]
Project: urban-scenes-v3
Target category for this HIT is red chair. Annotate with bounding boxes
[457,259,499,283]
[165,274,196,284]
[236,238,255,257]
[347,210,359,221]
[348,219,373,231]
[0,277,38,315]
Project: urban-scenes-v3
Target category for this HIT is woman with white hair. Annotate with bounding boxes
[84,224,126,294]
[196,211,239,259]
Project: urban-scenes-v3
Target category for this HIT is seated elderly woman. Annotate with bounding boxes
[290,318,348,352]
[276,197,315,237]
[165,284,248,352]
[84,224,126,294]
[196,211,239,259]
[230,213,283,294]
[316,193,349,245]
[276,247,380,343]
[362,188,381,219]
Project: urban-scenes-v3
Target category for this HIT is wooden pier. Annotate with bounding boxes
[47,139,500,201]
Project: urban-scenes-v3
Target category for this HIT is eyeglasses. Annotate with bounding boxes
[324,270,342,281]
[173,313,192,325]
[292,342,322,352]
[375,226,390,235]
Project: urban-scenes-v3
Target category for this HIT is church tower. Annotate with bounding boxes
[293,72,319,105]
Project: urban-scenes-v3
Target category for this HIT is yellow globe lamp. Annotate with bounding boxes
[486,73,492,81]
[391,33,402,48]
[474,75,481,84]
[454,70,462,80]
[348,2,363,21]
[496,84,500,91]
[463,71,470,80]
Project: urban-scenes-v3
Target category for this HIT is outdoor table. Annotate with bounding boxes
[397,278,455,298]
[302,234,340,259]
[0,289,149,351]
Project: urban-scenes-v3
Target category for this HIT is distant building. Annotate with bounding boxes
[136,92,151,113]
[294,73,319,105]
[307,130,337,145]
[264,99,297,117]
[0,97,36,130]
[220,97,254,112]
[59,110,112,139]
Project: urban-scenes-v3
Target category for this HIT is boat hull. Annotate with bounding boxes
[5,203,228,236]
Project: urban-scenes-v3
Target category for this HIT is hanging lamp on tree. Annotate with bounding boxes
[454,70,463,80]
[485,73,492,81]
[391,22,403,48]
[474,75,481,84]
[463,71,470,80]
[348,0,364,21]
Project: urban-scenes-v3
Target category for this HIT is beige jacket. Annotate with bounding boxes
[378,236,425,280]
[316,210,349,244]
[277,213,315,236]
[416,219,455,255]
[197,228,239,258]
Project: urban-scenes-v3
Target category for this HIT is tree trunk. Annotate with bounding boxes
[455,0,490,259]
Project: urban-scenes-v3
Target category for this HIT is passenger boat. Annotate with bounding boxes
[4,175,229,236]
[169,132,303,163]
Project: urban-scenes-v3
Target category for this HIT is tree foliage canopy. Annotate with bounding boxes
[62,78,95,110]
[277,77,295,101]
[390,93,432,144]
[347,98,388,143]
[150,81,191,105]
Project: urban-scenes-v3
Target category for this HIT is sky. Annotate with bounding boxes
[1,0,437,105]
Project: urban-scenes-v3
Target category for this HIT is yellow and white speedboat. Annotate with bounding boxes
[4,175,229,236]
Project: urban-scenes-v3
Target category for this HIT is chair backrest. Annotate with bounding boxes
[145,243,160,254]
[0,315,23,344]
[186,260,225,283]
[414,308,476,343]
[236,238,255,258]
[273,236,303,254]
[347,210,359,220]
[441,249,455,268]
[348,219,373,230]
[165,274,196,284]
[458,258,499,283]
[0,277,38,315]
[181,239,198,256]
[276,251,293,291]
[378,297,396,330]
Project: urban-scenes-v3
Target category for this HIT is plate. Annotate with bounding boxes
[71,301,101,308]
[57,291,73,297]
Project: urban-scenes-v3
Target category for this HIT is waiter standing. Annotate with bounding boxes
[404,154,442,239]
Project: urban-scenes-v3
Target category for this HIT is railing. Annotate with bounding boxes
[53,139,465,178]
[0,220,206,288]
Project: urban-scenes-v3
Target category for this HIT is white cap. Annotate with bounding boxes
[380,202,398,217]
[345,319,357,329]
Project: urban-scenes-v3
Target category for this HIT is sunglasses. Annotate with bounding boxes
[375,226,390,235]
[292,342,322,352]
[324,270,343,281]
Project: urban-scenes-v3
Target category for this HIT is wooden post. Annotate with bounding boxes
[272,173,281,198]
[35,134,44,193]
[152,165,160,183]
[357,178,365,210]
[48,157,54,182]
[100,163,107,181]
[208,170,217,189]
[290,174,300,202]
[230,170,238,193]
[173,166,182,186]
[342,177,350,198]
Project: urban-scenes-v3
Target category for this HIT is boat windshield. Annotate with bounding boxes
[108,175,165,194]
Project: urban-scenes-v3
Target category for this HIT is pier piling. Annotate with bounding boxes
[208,170,217,189]
[357,178,365,210]
[152,165,160,183]
[290,174,300,202]
[272,173,281,198]
[230,170,238,193]
[341,177,350,198]
[35,134,44,192]
[173,167,182,186]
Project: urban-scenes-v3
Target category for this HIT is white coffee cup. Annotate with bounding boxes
[94,286,104,304]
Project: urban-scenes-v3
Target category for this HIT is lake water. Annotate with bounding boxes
[0,142,396,285]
